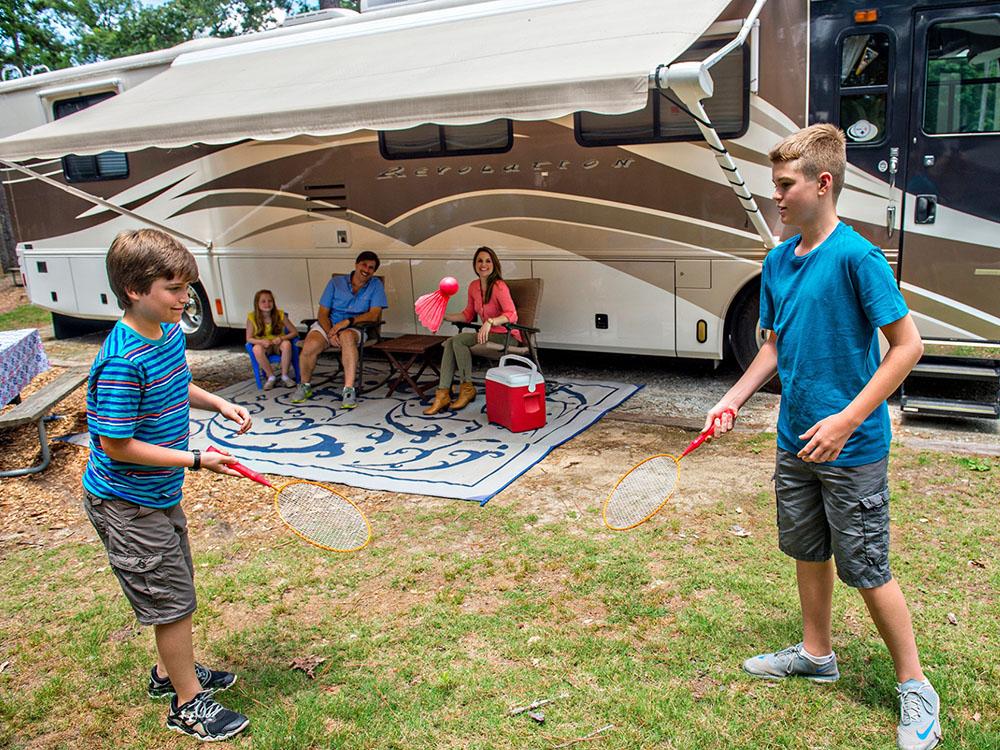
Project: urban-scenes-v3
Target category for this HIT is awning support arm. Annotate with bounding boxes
[0,158,213,250]
[649,0,776,250]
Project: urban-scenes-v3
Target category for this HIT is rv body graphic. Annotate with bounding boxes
[1,0,997,415]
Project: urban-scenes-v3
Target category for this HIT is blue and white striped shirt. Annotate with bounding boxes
[83,321,192,507]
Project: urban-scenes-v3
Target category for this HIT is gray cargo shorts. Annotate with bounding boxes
[83,490,196,625]
[774,450,892,589]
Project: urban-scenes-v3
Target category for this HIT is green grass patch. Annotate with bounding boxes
[0,303,50,331]
[0,438,997,748]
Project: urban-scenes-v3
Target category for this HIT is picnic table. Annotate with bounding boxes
[0,329,87,478]
[0,328,49,406]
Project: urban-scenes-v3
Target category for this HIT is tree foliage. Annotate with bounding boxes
[1,0,315,76]
[1,0,76,75]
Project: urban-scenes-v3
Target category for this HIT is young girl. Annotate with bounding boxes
[424,246,520,414]
[246,289,298,389]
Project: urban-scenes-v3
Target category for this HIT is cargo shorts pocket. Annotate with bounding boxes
[108,552,163,574]
[859,487,890,565]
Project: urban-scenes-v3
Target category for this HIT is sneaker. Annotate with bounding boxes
[263,375,277,390]
[897,679,941,750]
[148,663,237,699]
[291,383,313,403]
[341,386,357,410]
[742,643,840,683]
[281,375,296,388]
[167,691,249,742]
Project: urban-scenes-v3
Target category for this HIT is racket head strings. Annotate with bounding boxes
[602,454,680,530]
[275,480,372,552]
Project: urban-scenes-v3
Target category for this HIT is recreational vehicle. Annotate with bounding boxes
[1,0,998,417]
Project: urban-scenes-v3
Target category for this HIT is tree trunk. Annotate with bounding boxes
[0,187,16,271]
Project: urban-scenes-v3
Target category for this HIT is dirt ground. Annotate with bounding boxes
[0,272,995,558]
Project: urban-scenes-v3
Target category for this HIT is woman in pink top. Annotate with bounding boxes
[424,246,520,415]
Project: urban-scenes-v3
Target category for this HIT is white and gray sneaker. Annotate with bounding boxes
[166,690,249,742]
[742,642,840,683]
[341,386,358,409]
[897,679,941,750]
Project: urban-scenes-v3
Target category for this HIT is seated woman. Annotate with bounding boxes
[424,246,520,415]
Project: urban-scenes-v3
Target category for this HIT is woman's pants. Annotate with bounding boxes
[438,332,507,388]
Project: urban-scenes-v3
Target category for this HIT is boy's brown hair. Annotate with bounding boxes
[106,229,199,309]
[768,123,847,199]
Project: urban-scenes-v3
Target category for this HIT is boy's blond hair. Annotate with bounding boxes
[768,123,847,199]
[106,229,199,309]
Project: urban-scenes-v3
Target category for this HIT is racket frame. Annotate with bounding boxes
[273,479,373,553]
[602,453,681,531]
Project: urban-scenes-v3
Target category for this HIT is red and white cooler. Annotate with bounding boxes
[485,355,546,432]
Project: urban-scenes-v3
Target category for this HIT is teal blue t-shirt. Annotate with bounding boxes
[759,222,908,466]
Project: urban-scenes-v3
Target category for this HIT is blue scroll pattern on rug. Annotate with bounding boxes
[189,365,640,504]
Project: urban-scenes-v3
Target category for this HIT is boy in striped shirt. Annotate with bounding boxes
[83,229,253,742]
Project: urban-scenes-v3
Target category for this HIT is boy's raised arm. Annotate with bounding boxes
[704,332,779,435]
[189,383,253,434]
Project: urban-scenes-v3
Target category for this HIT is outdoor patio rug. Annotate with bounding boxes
[188,363,640,504]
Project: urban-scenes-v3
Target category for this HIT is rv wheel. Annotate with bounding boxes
[182,282,221,349]
[729,287,780,392]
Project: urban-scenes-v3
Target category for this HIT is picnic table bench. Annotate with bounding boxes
[0,367,88,478]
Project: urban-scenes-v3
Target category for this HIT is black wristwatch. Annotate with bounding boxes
[347,316,356,327]
[190,449,201,471]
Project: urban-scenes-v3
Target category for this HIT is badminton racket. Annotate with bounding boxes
[207,447,372,552]
[602,409,735,530]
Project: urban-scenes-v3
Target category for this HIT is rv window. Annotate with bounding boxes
[575,39,748,146]
[53,92,129,182]
[923,17,1000,135]
[838,33,890,145]
[380,119,512,159]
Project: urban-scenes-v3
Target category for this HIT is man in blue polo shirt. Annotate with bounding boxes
[292,251,388,409]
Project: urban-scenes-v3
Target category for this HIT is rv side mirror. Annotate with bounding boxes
[915,194,937,224]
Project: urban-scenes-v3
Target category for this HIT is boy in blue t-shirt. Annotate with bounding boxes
[83,229,253,742]
[705,125,940,750]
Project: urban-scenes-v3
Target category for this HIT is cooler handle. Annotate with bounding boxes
[498,354,542,393]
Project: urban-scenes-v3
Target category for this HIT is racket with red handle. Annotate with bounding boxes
[602,409,735,530]
[207,447,371,552]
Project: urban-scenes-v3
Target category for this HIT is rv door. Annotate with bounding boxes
[901,6,1000,344]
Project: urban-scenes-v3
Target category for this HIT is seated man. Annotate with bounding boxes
[292,251,388,409]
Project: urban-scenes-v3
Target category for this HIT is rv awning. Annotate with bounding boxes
[0,0,730,160]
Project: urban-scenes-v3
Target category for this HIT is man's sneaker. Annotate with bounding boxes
[291,383,313,403]
[167,691,249,742]
[742,643,840,683]
[897,679,941,750]
[341,386,357,409]
[263,375,277,390]
[148,663,237,699]
[281,375,296,388]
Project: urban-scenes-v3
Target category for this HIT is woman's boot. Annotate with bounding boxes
[423,388,453,415]
[449,381,477,410]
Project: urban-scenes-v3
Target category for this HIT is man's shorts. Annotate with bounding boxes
[83,490,196,625]
[774,450,892,589]
[308,321,368,347]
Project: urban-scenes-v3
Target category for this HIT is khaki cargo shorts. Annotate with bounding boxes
[774,450,892,590]
[83,490,196,625]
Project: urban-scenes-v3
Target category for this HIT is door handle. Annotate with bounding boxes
[915,194,937,224]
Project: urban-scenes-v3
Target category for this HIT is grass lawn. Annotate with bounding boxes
[0,438,996,749]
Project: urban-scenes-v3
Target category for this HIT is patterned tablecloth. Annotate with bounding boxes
[0,328,50,406]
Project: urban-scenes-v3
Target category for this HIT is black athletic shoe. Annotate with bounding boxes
[148,663,237,699]
[166,691,249,742]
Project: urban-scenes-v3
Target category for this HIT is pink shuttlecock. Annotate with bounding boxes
[415,276,459,333]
